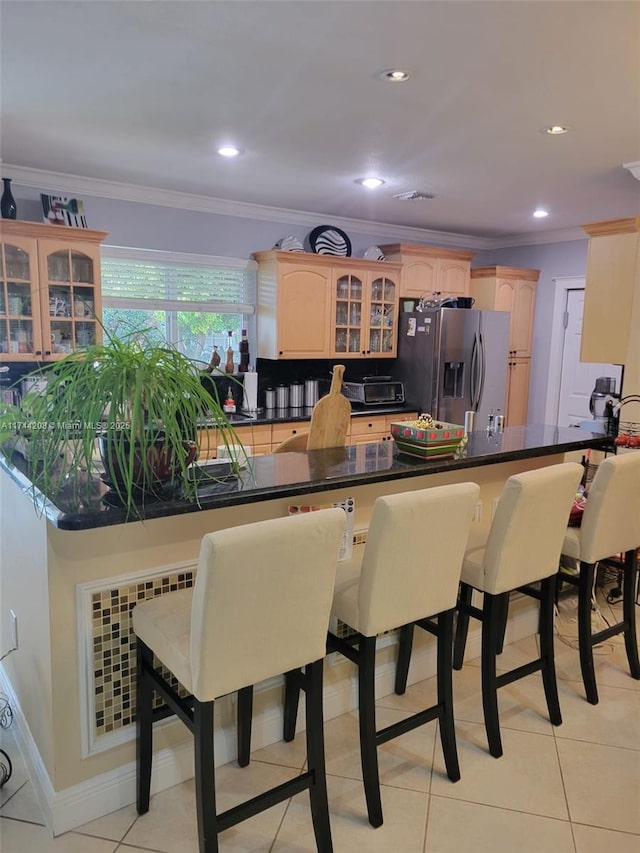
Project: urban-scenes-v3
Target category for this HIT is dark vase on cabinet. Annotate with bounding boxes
[1,178,17,219]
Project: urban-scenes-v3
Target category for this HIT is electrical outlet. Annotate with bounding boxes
[473,501,482,522]
[9,610,18,650]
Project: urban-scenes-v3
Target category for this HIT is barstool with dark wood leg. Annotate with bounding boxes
[397,463,583,759]
[283,482,479,828]
[559,451,640,704]
[133,509,345,853]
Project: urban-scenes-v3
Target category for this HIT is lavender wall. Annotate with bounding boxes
[473,241,589,423]
[11,182,589,424]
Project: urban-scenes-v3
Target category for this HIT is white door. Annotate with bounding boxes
[556,289,622,427]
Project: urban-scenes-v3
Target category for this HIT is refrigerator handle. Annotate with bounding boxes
[470,333,479,409]
[477,332,486,411]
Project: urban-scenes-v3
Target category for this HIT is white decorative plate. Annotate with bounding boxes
[363,245,386,261]
[273,235,304,252]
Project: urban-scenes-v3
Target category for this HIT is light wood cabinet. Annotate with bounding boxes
[197,411,419,457]
[331,266,399,358]
[0,220,107,361]
[505,358,531,427]
[254,250,400,359]
[580,218,640,365]
[470,267,539,358]
[470,266,539,425]
[378,243,475,300]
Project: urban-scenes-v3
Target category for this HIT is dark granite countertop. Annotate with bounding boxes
[0,425,610,531]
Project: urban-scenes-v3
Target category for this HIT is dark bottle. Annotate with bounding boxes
[238,328,250,373]
[1,178,17,220]
[224,330,234,374]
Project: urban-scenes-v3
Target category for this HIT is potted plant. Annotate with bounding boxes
[0,330,241,515]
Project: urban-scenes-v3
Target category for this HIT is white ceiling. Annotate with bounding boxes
[1,1,639,241]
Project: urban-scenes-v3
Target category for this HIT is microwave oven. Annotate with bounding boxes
[342,378,405,406]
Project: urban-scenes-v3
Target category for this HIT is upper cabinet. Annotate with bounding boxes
[253,251,400,359]
[0,220,108,361]
[378,243,475,299]
[580,218,640,365]
[470,266,539,358]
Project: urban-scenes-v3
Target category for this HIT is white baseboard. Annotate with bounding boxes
[0,597,538,836]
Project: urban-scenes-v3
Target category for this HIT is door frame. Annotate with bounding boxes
[543,275,585,425]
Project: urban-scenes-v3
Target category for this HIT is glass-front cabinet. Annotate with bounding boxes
[332,266,399,358]
[0,221,107,361]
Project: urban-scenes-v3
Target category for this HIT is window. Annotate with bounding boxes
[101,247,257,366]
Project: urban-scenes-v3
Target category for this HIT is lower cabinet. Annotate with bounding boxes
[197,412,418,457]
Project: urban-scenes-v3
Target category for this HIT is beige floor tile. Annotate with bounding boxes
[555,679,640,749]
[273,774,428,852]
[464,634,542,671]
[0,817,118,852]
[0,780,47,825]
[122,761,297,852]
[425,794,575,853]
[323,706,438,793]
[556,738,640,835]
[72,801,138,842]
[431,724,569,819]
[248,731,308,770]
[572,822,640,853]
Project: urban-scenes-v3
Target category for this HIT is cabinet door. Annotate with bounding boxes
[506,358,531,426]
[493,278,515,314]
[0,235,42,360]
[271,420,310,448]
[400,258,437,299]
[276,265,332,357]
[511,280,536,357]
[436,258,470,296]
[366,273,398,357]
[38,239,103,359]
[332,270,364,357]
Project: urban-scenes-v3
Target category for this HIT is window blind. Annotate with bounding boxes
[101,246,256,314]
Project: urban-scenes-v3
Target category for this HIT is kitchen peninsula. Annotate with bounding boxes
[0,427,609,834]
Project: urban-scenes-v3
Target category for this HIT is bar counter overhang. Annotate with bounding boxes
[0,426,610,835]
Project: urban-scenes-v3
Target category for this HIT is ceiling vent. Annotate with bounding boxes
[393,191,436,201]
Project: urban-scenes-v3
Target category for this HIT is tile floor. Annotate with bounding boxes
[1,588,638,852]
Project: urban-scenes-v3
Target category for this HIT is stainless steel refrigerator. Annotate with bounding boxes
[394,308,510,426]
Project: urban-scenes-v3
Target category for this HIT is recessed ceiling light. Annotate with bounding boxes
[356,177,385,189]
[217,146,241,157]
[533,208,549,218]
[377,69,411,82]
[543,125,570,135]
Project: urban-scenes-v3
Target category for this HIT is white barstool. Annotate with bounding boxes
[431,463,583,758]
[559,452,640,704]
[284,483,479,828]
[133,509,345,853]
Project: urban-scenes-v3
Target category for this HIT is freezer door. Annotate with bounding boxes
[395,311,440,414]
[436,308,480,423]
[475,311,510,426]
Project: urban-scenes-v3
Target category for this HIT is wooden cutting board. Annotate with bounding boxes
[306,364,351,450]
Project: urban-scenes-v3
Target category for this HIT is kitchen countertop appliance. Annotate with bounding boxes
[394,308,510,426]
[580,376,620,435]
[342,376,405,406]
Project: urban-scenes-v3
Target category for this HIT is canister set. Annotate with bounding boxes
[265,379,320,410]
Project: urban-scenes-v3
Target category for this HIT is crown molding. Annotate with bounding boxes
[1,163,586,251]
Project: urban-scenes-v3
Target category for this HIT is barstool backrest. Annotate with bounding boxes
[578,453,640,564]
[482,463,583,595]
[190,509,346,700]
[357,482,480,636]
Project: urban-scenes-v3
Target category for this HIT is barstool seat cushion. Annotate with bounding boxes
[332,484,480,637]
[332,543,366,632]
[133,588,193,693]
[461,464,583,596]
[561,527,582,561]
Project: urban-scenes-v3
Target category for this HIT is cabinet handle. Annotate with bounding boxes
[279,350,284,355]
[44,350,51,356]
[35,350,42,356]
[292,429,297,434]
